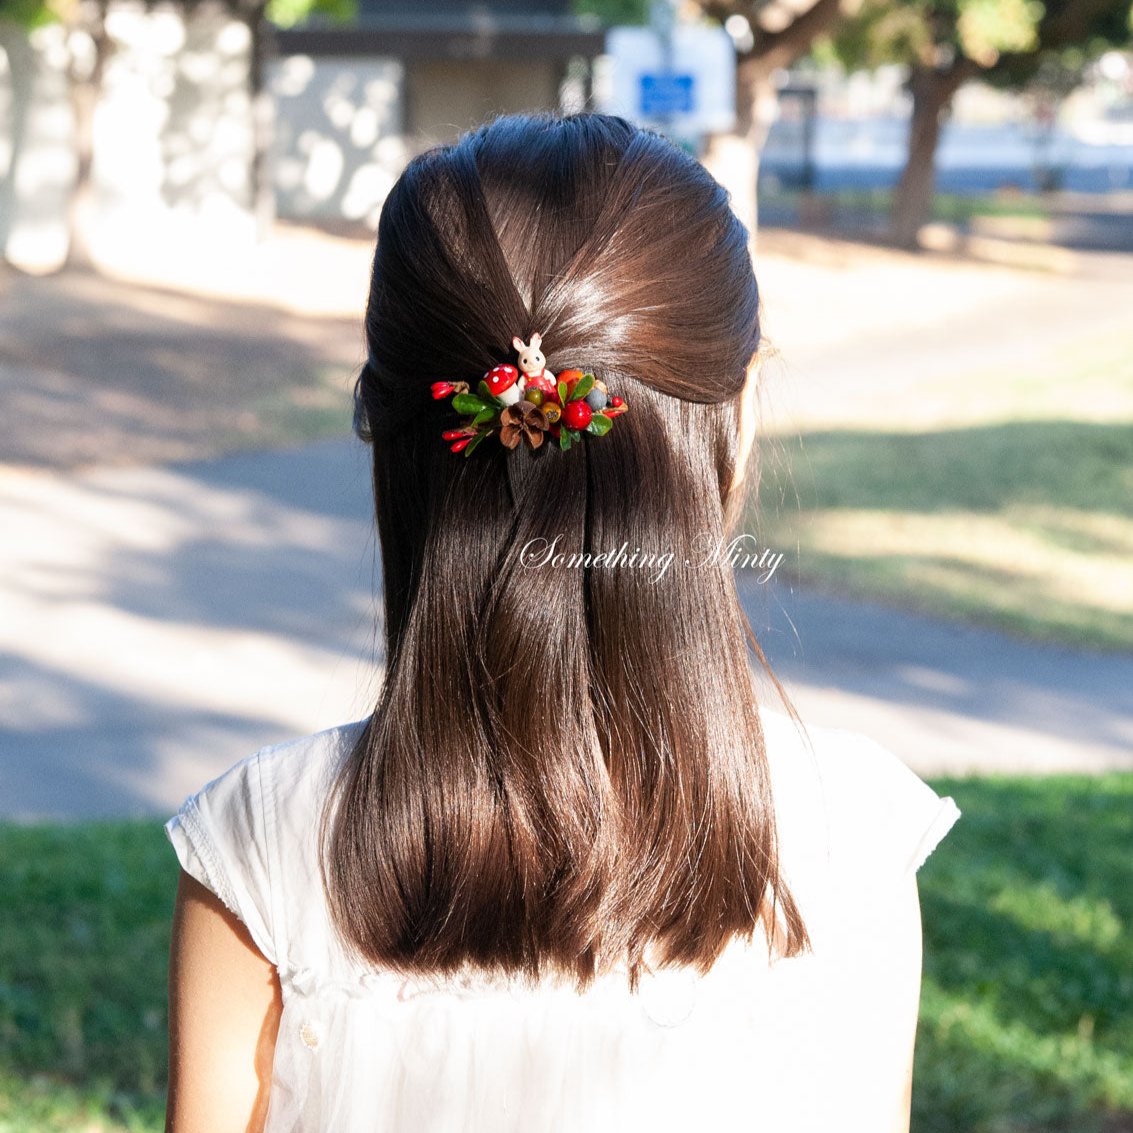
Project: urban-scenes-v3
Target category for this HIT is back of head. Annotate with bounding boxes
[327,111,809,991]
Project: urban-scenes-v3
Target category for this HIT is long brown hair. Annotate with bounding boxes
[321,111,810,993]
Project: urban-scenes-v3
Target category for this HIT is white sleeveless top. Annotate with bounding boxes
[165,707,961,1132]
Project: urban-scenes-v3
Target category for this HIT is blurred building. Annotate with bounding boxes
[4,2,1129,270]
[0,0,602,269]
[270,0,604,227]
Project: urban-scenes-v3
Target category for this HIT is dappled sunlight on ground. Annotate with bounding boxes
[0,443,382,819]
[751,230,1133,436]
[780,507,1133,646]
[745,237,1133,655]
[2,225,1131,816]
[0,265,361,469]
[749,574,1133,776]
[91,218,374,318]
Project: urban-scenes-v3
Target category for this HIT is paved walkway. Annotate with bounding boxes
[2,439,1129,821]
[746,579,1133,777]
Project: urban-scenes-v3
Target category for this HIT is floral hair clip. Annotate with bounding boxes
[430,333,628,456]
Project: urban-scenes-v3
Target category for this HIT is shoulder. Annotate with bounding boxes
[167,719,366,875]
[164,719,368,969]
[759,706,961,918]
[250,717,368,795]
[250,720,369,857]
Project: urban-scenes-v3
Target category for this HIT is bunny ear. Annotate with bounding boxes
[512,336,525,352]
[530,332,542,348]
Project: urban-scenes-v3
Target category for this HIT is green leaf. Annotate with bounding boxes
[478,380,493,400]
[269,0,355,30]
[0,0,58,28]
[452,393,487,415]
[586,413,612,436]
[472,407,498,427]
[557,380,569,406]
[570,372,595,401]
[464,430,490,457]
[559,428,572,451]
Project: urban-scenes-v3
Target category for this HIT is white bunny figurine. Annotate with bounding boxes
[512,333,556,395]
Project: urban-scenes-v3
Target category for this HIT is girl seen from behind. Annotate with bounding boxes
[165,111,961,1133]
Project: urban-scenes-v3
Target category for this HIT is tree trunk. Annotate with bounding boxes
[701,0,850,257]
[64,0,113,271]
[0,20,36,265]
[246,7,275,240]
[890,61,971,250]
[702,59,779,256]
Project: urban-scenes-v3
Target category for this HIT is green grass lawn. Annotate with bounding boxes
[752,328,1133,651]
[2,777,1131,1132]
[0,823,171,1132]
[760,185,1054,224]
[915,774,1133,1133]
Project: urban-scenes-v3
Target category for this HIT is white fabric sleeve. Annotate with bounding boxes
[815,727,962,902]
[164,749,278,967]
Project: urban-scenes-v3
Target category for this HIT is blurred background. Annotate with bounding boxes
[1,0,1131,1128]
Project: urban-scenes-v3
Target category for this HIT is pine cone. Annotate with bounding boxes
[498,401,550,450]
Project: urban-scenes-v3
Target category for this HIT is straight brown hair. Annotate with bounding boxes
[320,111,810,993]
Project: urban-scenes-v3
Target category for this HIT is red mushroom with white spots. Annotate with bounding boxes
[485,363,524,406]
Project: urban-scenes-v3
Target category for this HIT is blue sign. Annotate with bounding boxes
[639,73,695,117]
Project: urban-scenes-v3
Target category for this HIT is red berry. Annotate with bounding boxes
[562,400,592,430]
[442,429,468,441]
[556,369,583,394]
[450,436,472,453]
[610,396,624,408]
[431,381,455,400]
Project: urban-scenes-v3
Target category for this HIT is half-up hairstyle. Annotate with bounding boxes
[322,111,811,993]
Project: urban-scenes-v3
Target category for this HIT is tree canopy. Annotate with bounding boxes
[0,0,355,31]
[815,0,1133,92]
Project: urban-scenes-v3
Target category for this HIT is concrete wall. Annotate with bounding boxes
[269,53,405,228]
[0,2,255,272]
[0,6,410,268]
[95,3,255,254]
[0,7,565,269]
